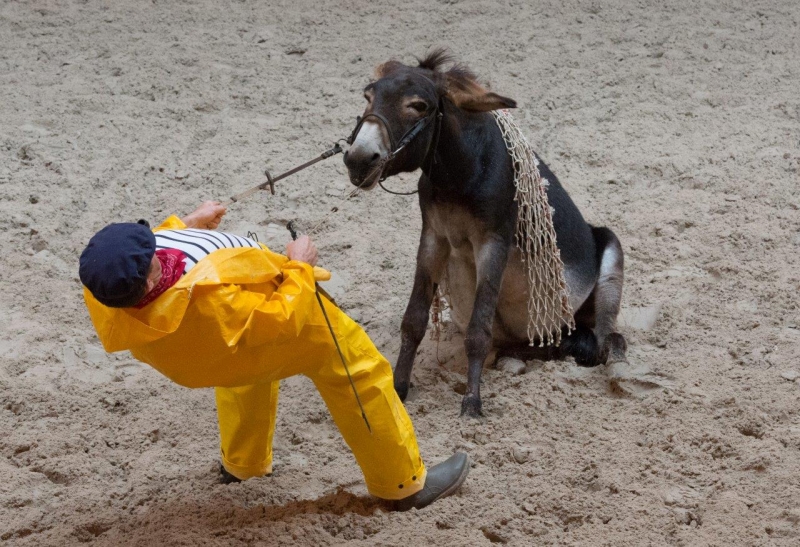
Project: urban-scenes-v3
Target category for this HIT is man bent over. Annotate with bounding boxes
[79,201,469,510]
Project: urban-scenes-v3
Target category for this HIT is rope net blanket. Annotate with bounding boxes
[431,110,575,347]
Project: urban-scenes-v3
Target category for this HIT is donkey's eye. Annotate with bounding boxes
[408,101,427,113]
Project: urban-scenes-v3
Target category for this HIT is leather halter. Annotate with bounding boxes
[346,98,444,192]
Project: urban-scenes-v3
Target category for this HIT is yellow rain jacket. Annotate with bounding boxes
[82,216,425,500]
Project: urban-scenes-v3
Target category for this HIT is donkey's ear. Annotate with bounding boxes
[444,69,517,112]
[375,60,404,79]
[451,90,517,112]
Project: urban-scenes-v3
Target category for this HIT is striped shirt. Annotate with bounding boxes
[155,229,260,273]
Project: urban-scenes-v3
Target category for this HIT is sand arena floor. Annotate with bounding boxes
[1,0,799,545]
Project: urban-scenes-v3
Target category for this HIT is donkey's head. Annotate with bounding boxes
[343,49,517,189]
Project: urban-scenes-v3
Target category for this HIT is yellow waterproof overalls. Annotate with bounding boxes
[82,216,425,500]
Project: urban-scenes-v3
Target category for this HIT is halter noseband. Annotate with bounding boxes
[346,98,444,184]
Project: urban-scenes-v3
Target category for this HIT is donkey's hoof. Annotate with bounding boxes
[394,380,410,402]
[460,395,483,418]
[604,333,628,364]
[495,356,527,375]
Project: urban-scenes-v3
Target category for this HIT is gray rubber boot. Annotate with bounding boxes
[394,452,470,511]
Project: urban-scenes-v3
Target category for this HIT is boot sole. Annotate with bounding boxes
[438,454,471,501]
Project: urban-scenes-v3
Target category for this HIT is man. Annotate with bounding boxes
[79,201,469,510]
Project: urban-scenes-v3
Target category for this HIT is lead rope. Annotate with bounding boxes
[306,184,363,236]
[223,143,372,431]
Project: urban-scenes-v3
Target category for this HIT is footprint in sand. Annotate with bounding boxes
[606,359,676,396]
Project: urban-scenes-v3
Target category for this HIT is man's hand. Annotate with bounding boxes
[286,235,318,266]
[182,201,226,229]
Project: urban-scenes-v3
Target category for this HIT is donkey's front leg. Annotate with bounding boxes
[462,236,509,418]
[394,229,450,402]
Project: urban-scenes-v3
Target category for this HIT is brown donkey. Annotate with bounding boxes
[344,50,627,417]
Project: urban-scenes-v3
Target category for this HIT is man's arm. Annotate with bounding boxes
[148,201,226,233]
[181,201,226,229]
[229,259,318,348]
[223,237,321,347]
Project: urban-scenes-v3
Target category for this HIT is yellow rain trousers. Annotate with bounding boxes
[83,216,425,500]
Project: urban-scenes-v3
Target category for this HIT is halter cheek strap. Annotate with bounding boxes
[347,102,441,164]
[346,98,444,198]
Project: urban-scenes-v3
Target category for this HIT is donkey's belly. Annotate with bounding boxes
[445,248,589,346]
[444,250,530,345]
[493,252,533,344]
[443,249,477,335]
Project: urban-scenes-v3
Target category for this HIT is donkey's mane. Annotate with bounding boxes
[416,48,453,72]
[417,48,480,87]
[377,49,480,88]
[375,49,515,113]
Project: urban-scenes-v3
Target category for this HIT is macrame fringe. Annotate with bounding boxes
[430,110,575,347]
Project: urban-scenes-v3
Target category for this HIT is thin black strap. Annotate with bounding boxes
[314,287,372,433]
[376,98,444,196]
[285,223,371,433]
[378,179,419,195]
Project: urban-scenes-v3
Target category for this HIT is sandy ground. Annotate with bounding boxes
[1,0,799,544]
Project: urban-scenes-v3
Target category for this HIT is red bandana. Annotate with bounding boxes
[134,249,187,309]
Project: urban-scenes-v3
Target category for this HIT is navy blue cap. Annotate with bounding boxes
[79,223,156,308]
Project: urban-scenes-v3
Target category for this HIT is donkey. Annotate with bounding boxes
[343,50,627,417]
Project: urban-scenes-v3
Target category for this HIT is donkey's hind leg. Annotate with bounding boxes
[495,345,555,363]
[591,227,627,363]
[496,324,600,367]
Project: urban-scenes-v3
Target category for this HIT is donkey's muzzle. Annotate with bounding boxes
[343,145,385,189]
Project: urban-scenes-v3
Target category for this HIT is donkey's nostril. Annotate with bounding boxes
[343,143,382,173]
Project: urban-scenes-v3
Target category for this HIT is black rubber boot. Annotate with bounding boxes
[394,452,470,511]
[219,462,241,484]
